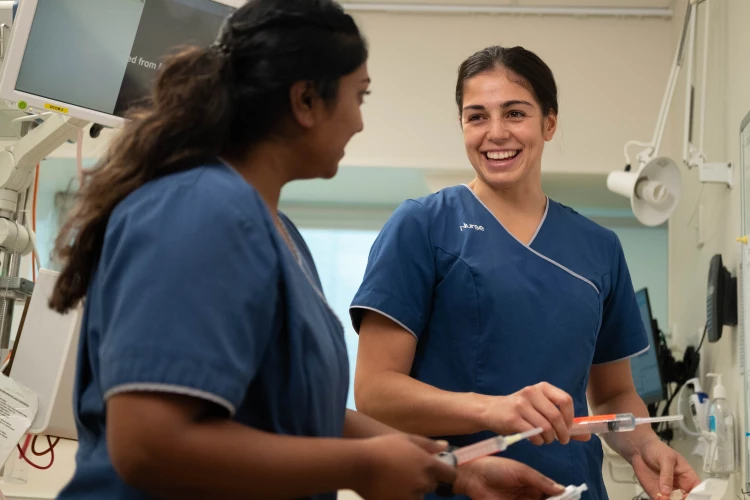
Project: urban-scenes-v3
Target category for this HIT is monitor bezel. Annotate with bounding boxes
[0,0,243,128]
[633,287,668,405]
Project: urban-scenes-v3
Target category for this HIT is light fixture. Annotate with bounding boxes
[606,0,730,227]
[607,157,681,227]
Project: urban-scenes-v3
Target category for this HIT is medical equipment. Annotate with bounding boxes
[0,0,241,128]
[706,254,737,343]
[569,414,683,436]
[7,269,80,439]
[675,377,710,448]
[739,108,750,496]
[436,428,543,467]
[0,0,242,361]
[606,0,731,227]
[630,288,668,405]
[546,484,588,500]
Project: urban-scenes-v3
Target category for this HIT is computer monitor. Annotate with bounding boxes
[0,0,242,129]
[630,288,667,405]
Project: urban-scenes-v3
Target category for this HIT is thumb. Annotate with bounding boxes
[406,434,450,454]
[657,452,677,497]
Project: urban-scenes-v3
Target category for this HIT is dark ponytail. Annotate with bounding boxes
[50,0,367,312]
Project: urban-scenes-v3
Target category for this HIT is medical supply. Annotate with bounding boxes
[676,377,709,438]
[436,428,543,467]
[684,478,729,500]
[669,490,685,500]
[703,373,738,474]
[546,483,587,500]
[569,413,683,436]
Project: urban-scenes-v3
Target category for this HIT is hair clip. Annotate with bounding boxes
[210,41,231,57]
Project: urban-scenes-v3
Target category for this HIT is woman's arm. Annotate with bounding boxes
[587,360,655,458]
[355,311,576,445]
[343,409,401,438]
[588,360,699,497]
[342,406,567,499]
[107,392,455,500]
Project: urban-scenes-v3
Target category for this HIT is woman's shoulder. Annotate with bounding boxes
[113,161,270,228]
[549,199,617,243]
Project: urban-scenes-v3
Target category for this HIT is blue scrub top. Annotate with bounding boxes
[350,185,648,500]
[59,162,349,500]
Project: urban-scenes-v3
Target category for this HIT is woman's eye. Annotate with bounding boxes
[508,111,525,119]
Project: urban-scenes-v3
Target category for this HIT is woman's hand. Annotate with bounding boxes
[630,438,700,499]
[354,434,456,500]
[479,382,587,445]
[454,456,565,500]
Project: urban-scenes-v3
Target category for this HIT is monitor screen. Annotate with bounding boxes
[1,0,238,127]
[630,288,667,405]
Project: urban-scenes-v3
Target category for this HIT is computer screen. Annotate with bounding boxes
[0,0,241,128]
[630,288,667,405]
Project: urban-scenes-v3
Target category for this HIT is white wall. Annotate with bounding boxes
[343,11,672,173]
[666,0,750,499]
[44,10,673,179]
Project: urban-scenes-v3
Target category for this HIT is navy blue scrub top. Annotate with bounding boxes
[351,185,648,500]
[59,162,349,500]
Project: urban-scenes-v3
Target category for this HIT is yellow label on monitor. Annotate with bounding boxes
[44,103,68,114]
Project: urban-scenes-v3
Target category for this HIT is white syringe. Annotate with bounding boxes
[436,427,543,467]
[570,413,683,436]
[547,484,588,500]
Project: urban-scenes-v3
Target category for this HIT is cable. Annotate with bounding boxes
[696,323,708,353]
[31,434,59,457]
[16,435,58,470]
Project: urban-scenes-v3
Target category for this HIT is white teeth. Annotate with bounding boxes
[486,150,519,160]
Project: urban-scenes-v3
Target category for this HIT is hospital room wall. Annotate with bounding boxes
[45,9,674,179]
[665,0,750,496]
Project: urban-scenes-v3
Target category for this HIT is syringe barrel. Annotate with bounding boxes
[452,436,507,465]
[570,414,636,436]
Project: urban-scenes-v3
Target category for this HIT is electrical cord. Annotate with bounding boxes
[696,323,708,353]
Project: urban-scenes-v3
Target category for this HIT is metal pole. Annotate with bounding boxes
[0,188,27,351]
[0,250,12,350]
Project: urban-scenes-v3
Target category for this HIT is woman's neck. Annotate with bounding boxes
[225,143,292,216]
[468,175,547,217]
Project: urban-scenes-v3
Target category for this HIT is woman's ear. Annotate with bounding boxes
[543,112,557,141]
[289,81,318,129]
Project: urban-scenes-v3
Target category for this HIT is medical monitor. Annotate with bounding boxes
[0,0,243,129]
[630,288,667,405]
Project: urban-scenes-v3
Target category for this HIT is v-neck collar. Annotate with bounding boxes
[460,184,549,247]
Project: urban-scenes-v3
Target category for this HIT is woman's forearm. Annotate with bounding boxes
[356,371,490,437]
[116,418,371,499]
[343,409,401,438]
[591,389,658,462]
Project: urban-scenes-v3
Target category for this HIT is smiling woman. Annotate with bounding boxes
[351,44,700,500]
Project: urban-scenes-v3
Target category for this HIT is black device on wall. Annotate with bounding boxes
[706,254,738,343]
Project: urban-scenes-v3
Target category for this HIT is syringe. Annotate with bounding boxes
[436,428,543,467]
[570,413,683,436]
[547,483,588,500]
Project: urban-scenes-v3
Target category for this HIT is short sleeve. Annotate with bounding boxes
[349,200,435,339]
[97,181,279,415]
[592,234,649,364]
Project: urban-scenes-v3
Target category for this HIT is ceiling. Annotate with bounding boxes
[342,0,674,8]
